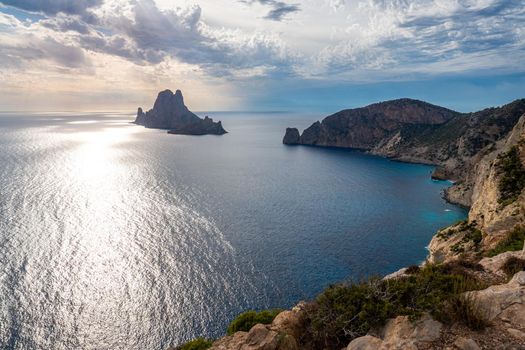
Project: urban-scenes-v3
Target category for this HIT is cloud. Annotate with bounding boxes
[0,0,297,77]
[0,35,91,70]
[0,0,524,87]
[0,0,102,21]
[90,0,296,75]
[40,14,91,34]
[308,0,525,79]
[325,0,345,11]
[240,0,301,21]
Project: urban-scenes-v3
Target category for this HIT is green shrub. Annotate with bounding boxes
[497,146,525,206]
[442,259,484,272]
[501,256,525,277]
[436,220,467,239]
[177,338,213,350]
[405,265,420,274]
[440,220,484,255]
[487,226,525,257]
[306,263,485,348]
[227,309,282,335]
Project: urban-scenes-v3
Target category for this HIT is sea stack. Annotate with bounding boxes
[134,89,227,135]
[282,127,300,145]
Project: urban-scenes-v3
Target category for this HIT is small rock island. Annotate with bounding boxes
[134,89,227,135]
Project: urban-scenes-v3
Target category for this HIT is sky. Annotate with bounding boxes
[0,0,524,112]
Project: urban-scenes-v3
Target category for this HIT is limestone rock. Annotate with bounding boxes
[508,328,525,341]
[134,89,227,135]
[453,337,481,350]
[381,313,442,347]
[479,249,525,276]
[346,314,442,350]
[211,331,249,350]
[427,222,477,264]
[270,310,305,340]
[383,267,408,280]
[468,271,525,329]
[210,318,303,350]
[245,324,280,349]
[346,335,383,350]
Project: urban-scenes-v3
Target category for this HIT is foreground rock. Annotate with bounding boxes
[209,302,309,350]
[134,89,227,135]
[468,271,525,329]
[479,246,525,277]
[347,313,442,350]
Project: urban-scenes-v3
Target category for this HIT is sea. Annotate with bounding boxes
[0,111,466,349]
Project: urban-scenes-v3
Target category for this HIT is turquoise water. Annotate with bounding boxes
[0,112,466,349]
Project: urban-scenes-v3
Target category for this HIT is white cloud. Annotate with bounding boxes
[0,0,524,110]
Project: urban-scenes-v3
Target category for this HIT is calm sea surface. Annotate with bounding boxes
[0,112,466,349]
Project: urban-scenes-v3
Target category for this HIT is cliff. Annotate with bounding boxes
[134,89,227,135]
[283,98,459,149]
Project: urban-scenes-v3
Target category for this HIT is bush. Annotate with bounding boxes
[497,146,525,206]
[177,338,213,350]
[446,295,489,331]
[441,259,484,273]
[450,221,483,254]
[501,256,525,277]
[227,309,282,335]
[487,226,525,257]
[306,264,485,349]
[405,265,420,274]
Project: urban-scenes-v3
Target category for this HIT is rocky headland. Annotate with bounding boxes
[284,98,525,208]
[134,89,227,135]
[173,98,525,350]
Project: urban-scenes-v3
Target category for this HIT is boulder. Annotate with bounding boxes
[346,335,383,350]
[380,313,442,347]
[508,328,525,341]
[479,247,525,276]
[453,337,481,350]
[209,321,300,350]
[346,313,442,350]
[468,271,525,329]
[211,331,249,350]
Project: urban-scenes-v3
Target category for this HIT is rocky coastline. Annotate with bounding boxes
[172,99,525,350]
[284,98,525,208]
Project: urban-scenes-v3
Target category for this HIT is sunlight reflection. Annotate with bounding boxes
[68,126,137,179]
[67,120,98,125]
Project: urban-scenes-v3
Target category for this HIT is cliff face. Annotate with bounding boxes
[134,89,227,135]
[283,98,459,149]
[427,113,525,263]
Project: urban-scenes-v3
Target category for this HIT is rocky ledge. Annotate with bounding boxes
[134,89,227,135]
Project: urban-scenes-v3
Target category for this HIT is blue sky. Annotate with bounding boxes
[0,0,524,112]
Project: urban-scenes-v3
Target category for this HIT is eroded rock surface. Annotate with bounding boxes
[346,314,442,350]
